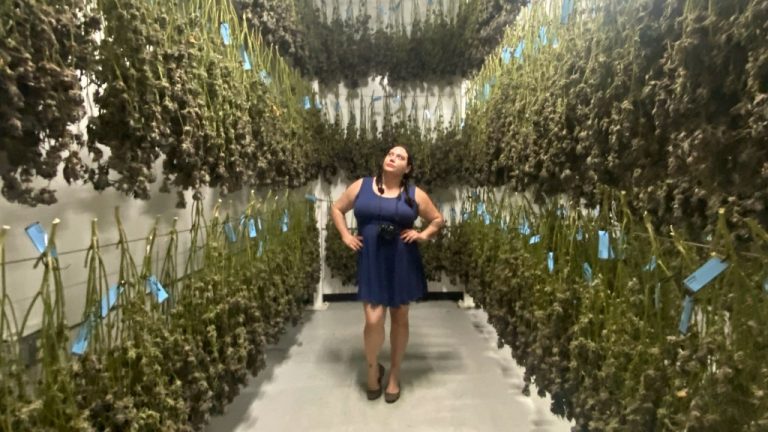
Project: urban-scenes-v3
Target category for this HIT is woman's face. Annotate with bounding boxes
[382,146,411,176]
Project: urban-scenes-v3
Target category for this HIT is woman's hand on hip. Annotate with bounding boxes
[343,233,364,251]
[400,229,426,244]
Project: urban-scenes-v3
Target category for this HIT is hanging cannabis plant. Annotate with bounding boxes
[233,0,310,73]
[290,0,526,87]
[0,0,99,205]
[86,0,185,200]
[466,0,768,237]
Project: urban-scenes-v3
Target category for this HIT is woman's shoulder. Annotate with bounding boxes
[348,177,367,196]
[412,184,427,198]
[414,185,437,206]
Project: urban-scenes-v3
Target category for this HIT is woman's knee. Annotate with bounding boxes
[364,303,386,327]
[389,305,409,326]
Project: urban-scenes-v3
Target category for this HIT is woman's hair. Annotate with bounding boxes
[376,145,415,208]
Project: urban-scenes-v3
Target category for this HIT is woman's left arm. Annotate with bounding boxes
[401,187,445,243]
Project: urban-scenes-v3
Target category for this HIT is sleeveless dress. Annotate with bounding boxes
[353,177,428,307]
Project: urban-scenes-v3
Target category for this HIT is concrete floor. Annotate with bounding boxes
[205,301,575,432]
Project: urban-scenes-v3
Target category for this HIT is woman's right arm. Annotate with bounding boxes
[331,178,364,251]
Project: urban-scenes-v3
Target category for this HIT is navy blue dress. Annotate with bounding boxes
[353,177,428,307]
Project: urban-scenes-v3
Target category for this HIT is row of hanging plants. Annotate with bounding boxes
[462,0,768,239]
[0,192,319,431]
[1,0,323,208]
[308,91,470,189]
[87,0,322,207]
[236,0,526,87]
[0,0,99,206]
[324,187,768,431]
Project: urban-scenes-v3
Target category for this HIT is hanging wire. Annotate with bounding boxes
[3,227,195,267]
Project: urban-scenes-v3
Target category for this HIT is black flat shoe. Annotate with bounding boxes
[366,363,385,400]
[384,381,400,404]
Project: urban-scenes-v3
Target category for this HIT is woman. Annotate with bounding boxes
[331,145,444,404]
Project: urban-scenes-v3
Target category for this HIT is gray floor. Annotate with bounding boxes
[205,301,575,432]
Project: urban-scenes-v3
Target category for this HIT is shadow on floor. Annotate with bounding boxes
[317,334,466,394]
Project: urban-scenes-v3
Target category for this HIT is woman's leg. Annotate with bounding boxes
[387,304,410,393]
[363,302,387,390]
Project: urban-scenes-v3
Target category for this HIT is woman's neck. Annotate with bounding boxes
[380,172,402,190]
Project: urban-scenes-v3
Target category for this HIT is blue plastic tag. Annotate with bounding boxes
[224,223,236,243]
[514,41,525,61]
[281,210,289,232]
[476,202,486,215]
[547,252,554,273]
[678,295,694,334]
[303,96,311,110]
[248,218,257,238]
[529,235,541,245]
[25,222,57,257]
[644,256,657,272]
[240,46,252,71]
[576,226,583,241]
[100,284,122,318]
[683,257,729,294]
[259,69,271,85]
[462,211,470,222]
[519,221,531,236]
[561,0,573,24]
[483,213,491,225]
[598,230,615,260]
[539,26,548,46]
[71,318,92,355]
[501,46,512,64]
[583,263,593,283]
[305,193,317,203]
[147,276,169,304]
[220,22,231,45]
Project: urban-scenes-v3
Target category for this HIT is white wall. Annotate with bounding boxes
[317,77,467,131]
